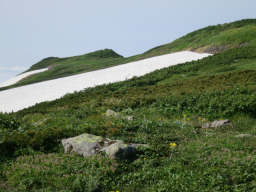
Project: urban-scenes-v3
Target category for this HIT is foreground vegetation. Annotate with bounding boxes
[1,19,256,191]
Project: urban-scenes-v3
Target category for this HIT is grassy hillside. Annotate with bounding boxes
[1,19,256,191]
[1,43,256,191]
[1,19,255,91]
[144,19,256,56]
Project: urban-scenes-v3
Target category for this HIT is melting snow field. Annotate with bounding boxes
[0,51,211,113]
[0,68,48,88]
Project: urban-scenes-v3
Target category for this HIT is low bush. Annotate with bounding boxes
[0,113,20,131]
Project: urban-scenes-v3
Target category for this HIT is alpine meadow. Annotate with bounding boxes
[1,19,256,192]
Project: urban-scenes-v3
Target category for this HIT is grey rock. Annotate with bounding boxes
[204,45,228,54]
[105,109,134,121]
[61,133,104,157]
[124,115,134,121]
[202,119,232,129]
[62,133,146,159]
[106,109,119,117]
[239,42,249,48]
[101,141,136,159]
[235,134,253,138]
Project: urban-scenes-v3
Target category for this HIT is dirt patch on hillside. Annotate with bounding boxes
[193,42,249,54]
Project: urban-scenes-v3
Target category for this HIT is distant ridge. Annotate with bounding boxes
[27,49,123,72]
[1,19,256,91]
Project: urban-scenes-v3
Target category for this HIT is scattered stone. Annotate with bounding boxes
[204,45,229,54]
[124,115,134,121]
[62,133,147,159]
[202,119,232,129]
[106,109,119,117]
[239,42,249,48]
[235,134,253,138]
[105,109,134,121]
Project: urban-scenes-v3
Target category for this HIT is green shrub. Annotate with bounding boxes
[0,113,20,131]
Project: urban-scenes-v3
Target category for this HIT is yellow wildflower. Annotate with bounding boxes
[169,142,177,148]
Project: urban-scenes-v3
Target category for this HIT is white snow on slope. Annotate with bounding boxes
[0,68,48,88]
[0,51,211,113]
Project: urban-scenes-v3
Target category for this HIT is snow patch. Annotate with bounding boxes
[0,51,211,113]
[0,68,48,88]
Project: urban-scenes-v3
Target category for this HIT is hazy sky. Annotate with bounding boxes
[0,0,255,83]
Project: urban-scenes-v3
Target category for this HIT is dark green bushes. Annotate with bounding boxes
[155,88,256,119]
[0,113,20,131]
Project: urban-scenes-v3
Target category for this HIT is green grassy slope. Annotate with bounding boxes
[1,19,256,191]
[1,19,255,91]
[1,45,256,191]
[144,19,256,56]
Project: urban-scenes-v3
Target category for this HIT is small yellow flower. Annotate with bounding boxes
[169,142,177,148]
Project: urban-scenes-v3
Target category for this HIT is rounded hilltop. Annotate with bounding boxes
[28,49,123,72]
[85,49,123,59]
